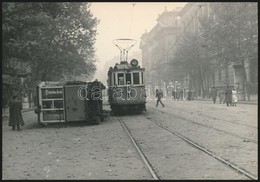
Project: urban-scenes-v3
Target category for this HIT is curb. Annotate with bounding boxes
[194,99,257,105]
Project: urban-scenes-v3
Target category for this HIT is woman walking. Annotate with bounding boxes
[8,95,25,130]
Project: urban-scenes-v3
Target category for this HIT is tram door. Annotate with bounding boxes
[64,85,87,122]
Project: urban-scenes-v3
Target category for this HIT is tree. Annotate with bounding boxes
[173,31,213,98]
[199,2,258,100]
[3,2,99,84]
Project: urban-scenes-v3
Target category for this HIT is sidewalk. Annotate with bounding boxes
[193,95,258,105]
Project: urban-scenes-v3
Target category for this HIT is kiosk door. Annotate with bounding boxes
[64,85,87,122]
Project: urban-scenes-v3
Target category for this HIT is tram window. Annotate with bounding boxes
[42,88,63,99]
[118,73,124,85]
[126,73,132,85]
[43,110,64,121]
[133,73,140,84]
[141,72,144,84]
[42,100,53,109]
[113,73,116,86]
[54,100,63,109]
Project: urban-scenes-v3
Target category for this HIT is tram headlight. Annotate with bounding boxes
[130,59,138,66]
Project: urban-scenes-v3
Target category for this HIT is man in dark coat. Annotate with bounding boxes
[225,86,232,106]
[211,86,218,103]
[8,95,25,130]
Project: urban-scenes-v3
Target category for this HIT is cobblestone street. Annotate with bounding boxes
[2,99,257,180]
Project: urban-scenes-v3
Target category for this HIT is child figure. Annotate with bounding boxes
[232,88,238,106]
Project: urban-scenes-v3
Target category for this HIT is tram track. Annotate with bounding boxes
[144,116,258,180]
[118,117,160,180]
[118,114,257,180]
[151,107,257,144]
[198,113,257,129]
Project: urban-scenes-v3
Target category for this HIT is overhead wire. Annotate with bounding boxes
[166,3,204,55]
[128,3,136,38]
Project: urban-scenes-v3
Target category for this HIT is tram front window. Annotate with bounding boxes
[118,73,124,85]
[126,73,131,85]
[133,73,140,85]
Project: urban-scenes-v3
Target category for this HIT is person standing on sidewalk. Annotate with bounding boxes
[8,95,25,130]
[211,86,218,104]
[172,89,176,101]
[232,88,238,106]
[155,89,164,107]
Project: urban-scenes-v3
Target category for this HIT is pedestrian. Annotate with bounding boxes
[155,89,164,107]
[218,91,225,104]
[176,89,180,100]
[231,88,238,106]
[187,90,192,101]
[211,86,218,104]
[8,95,25,130]
[172,89,176,100]
[179,88,184,100]
[225,86,232,106]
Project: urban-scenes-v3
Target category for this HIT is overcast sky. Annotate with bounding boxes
[90,2,187,78]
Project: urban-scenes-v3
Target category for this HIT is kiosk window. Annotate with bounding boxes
[126,73,132,85]
[118,73,124,85]
[133,73,140,84]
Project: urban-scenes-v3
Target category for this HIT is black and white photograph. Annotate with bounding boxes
[2,2,258,180]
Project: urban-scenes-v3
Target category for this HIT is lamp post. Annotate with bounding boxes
[174,81,178,100]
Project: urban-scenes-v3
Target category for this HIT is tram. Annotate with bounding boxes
[107,39,146,114]
[34,80,105,125]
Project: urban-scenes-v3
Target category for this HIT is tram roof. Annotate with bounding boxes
[111,61,144,71]
[38,81,88,88]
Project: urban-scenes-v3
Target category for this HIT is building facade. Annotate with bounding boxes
[140,7,182,96]
[140,3,257,100]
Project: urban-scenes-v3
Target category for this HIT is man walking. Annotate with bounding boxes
[155,89,164,107]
